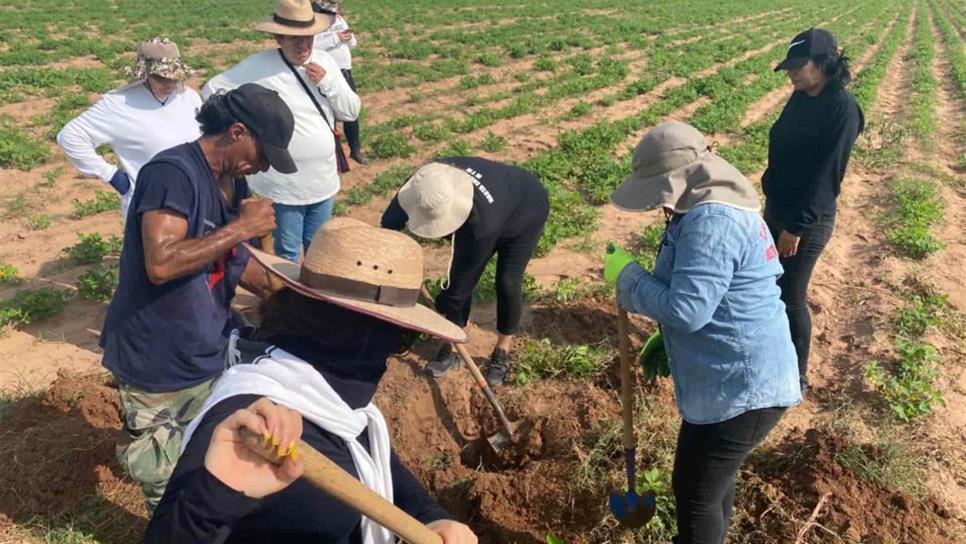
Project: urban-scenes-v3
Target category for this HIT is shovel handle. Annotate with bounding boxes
[617,307,637,493]
[420,286,515,442]
[240,428,443,544]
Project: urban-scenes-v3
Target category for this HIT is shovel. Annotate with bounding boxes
[240,428,443,544]
[419,286,517,453]
[608,307,657,528]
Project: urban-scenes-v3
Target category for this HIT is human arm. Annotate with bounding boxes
[315,52,361,122]
[238,255,277,300]
[391,450,477,543]
[616,213,741,334]
[141,194,275,285]
[380,195,409,231]
[56,96,122,182]
[144,396,302,544]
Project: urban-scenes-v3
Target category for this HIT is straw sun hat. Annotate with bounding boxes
[247,217,467,343]
[124,37,194,82]
[255,0,333,36]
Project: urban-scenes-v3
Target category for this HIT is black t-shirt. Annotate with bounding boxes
[761,83,864,234]
[100,142,251,392]
[381,156,548,239]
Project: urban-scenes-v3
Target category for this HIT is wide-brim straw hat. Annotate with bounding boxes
[397,162,475,239]
[255,0,333,36]
[247,217,467,343]
[610,121,760,213]
[125,37,194,82]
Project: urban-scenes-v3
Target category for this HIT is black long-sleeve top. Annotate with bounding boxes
[381,156,549,241]
[762,83,864,235]
[143,328,450,544]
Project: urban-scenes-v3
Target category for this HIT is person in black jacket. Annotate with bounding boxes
[381,157,550,386]
[144,218,477,544]
[763,28,865,392]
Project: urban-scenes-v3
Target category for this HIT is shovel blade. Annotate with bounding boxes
[609,489,657,528]
[485,423,517,452]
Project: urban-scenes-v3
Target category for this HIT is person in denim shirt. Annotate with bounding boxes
[605,122,800,544]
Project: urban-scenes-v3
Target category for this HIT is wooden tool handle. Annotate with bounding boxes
[240,428,443,544]
[419,286,515,441]
[617,308,635,450]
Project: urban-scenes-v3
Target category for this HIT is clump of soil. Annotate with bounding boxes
[738,427,955,544]
[0,370,146,542]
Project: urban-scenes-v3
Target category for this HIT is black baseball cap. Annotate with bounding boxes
[774,28,838,72]
[224,83,298,174]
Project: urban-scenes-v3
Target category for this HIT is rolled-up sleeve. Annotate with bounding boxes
[617,213,742,334]
[316,52,360,122]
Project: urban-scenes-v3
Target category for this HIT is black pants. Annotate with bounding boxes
[672,407,786,544]
[435,212,548,336]
[340,69,361,153]
[764,205,835,390]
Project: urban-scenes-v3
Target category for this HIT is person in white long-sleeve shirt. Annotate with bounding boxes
[203,0,361,262]
[57,37,202,221]
[313,0,367,164]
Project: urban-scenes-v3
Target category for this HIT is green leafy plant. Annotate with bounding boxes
[64,233,122,264]
[413,123,450,143]
[368,132,416,159]
[71,190,120,218]
[865,337,944,422]
[0,117,51,170]
[514,338,614,385]
[885,178,945,259]
[438,138,473,157]
[893,293,947,337]
[40,165,64,188]
[76,264,118,301]
[0,263,22,286]
[26,213,51,230]
[0,287,72,328]
[632,223,665,270]
[637,466,677,537]
[479,132,507,153]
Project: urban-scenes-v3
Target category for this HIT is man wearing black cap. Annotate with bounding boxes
[99,83,297,511]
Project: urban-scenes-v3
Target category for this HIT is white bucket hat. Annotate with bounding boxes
[247,217,466,343]
[396,162,476,239]
[255,0,333,36]
[611,121,760,213]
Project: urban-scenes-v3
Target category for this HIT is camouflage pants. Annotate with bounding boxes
[115,377,214,513]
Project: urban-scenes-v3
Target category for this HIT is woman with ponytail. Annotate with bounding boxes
[763,28,865,393]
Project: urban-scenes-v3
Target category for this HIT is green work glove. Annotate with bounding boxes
[639,330,670,380]
[604,243,636,285]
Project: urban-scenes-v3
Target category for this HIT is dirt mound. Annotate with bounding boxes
[740,427,955,544]
[0,370,146,543]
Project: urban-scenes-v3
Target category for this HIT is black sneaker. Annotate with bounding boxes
[485,349,511,386]
[427,344,460,378]
[350,149,370,165]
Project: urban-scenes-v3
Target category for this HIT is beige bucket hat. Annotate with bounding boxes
[255,0,333,36]
[397,162,476,239]
[246,217,467,343]
[125,37,194,82]
[610,121,760,213]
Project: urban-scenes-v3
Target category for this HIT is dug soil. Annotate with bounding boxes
[1,304,959,543]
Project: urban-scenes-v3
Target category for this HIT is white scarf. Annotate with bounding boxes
[183,336,395,544]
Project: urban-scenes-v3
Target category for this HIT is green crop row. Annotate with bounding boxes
[908,2,938,145]
[930,0,966,97]
[884,177,946,259]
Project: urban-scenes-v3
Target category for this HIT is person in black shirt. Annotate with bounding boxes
[144,218,477,544]
[102,84,294,511]
[763,28,865,392]
[381,157,550,386]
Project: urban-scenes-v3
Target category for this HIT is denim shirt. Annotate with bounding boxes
[617,203,801,424]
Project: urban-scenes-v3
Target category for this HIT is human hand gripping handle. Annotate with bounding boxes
[238,197,276,240]
[604,243,636,285]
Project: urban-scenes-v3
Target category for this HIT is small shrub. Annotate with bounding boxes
[438,139,473,158]
[885,178,945,259]
[475,52,503,67]
[368,133,416,159]
[65,233,122,264]
[0,263,22,286]
[41,165,64,188]
[533,55,557,72]
[866,337,944,422]
[26,214,51,230]
[0,288,73,328]
[514,338,614,385]
[413,123,449,143]
[479,132,507,153]
[893,293,947,337]
[76,264,118,301]
[71,190,120,218]
[0,118,51,170]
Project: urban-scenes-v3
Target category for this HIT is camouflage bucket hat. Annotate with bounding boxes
[125,37,195,82]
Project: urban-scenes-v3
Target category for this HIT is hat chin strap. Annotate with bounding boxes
[440,232,456,291]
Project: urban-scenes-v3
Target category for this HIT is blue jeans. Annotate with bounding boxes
[273,198,335,262]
